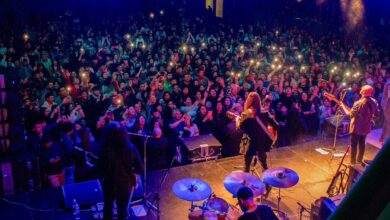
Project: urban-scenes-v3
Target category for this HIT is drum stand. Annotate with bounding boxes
[274,187,287,219]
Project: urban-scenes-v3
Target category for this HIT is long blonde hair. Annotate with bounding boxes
[244,92,262,113]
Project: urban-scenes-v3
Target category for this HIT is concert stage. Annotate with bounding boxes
[147,137,379,220]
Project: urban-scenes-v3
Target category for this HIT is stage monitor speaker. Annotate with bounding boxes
[0,158,41,195]
[311,194,345,220]
[346,164,366,192]
[62,179,104,208]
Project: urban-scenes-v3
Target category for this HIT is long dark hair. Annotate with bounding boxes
[100,121,131,154]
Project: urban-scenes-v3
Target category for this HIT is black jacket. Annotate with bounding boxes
[240,111,279,154]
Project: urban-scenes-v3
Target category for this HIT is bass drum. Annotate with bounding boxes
[188,210,219,220]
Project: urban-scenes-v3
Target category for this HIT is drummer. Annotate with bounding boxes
[237,187,278,220]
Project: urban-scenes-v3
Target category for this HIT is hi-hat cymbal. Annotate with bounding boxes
[262,167,299,188]
[172,178,212,202]
[223,171,265,198]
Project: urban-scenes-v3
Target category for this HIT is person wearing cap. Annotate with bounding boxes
[236,186,277,220]
[340,85,379,164]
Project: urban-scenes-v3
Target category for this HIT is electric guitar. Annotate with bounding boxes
[323,92,351,112]
[226,111,278,145]
[324,92,377,128]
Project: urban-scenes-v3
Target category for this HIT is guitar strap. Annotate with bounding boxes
[255,113,275,142]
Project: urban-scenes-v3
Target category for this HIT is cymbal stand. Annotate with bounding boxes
[274,187,287,219]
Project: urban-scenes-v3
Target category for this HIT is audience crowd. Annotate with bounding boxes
[1,9,389,188]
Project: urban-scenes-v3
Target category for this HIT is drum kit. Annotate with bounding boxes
[172,167,299,220]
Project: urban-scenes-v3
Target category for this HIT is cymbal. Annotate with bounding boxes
[172,178,212,202]
[223,171,265,198]
[262,167,299,188]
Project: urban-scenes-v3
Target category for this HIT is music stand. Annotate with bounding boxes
[323,90,349,160]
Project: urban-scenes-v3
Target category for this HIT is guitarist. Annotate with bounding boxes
[237,92,279,175]
[339,85,379,165]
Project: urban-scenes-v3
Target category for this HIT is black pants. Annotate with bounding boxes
[103,180,133,220]
[350,133,366,164]
[244,151,268,172]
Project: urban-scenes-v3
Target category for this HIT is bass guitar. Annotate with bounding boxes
[226,111,278,145]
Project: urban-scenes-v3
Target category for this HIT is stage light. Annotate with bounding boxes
[237,73,241,78]
[160,10,164,15]
[250,59,254,64]
[141,44,146,49]
[191,47,195,52]
[130,42,135,48]
[149,12,155,19]
[272,46,276,51]
[240,45,244,50]
[301,66,306,71]
[67,86,72,92]
[182,45,188,51]
[81,73,86,78]
[256,61,260,66]
[23,33,29,41]
[231,72,235,76]
[125,34,131,40]
[256,42,260,47]
[297,54,302,59]
[297,0,302,2]
[271,64,276,69]
[345,71,350,77]
[275,30,279,35]
[201,42,206,47]
[342,82,347,86]
[331,69,335,73]
[278,64,282,69]
[289,66,294,70]
[169,62,174,67]
[274,58,279,62]
[80,48,85,53]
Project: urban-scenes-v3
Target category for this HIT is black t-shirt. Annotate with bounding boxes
[280,93,295,110]
[238,205,278,220]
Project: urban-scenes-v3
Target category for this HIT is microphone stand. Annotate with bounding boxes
[127,132,160,219]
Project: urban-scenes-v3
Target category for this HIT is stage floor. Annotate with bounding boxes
[147,137,379,220]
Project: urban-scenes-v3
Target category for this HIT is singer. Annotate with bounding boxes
[340,85,379,165]
[97,122,144,220]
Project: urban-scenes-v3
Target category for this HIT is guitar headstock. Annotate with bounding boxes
[323,92,341,105]
[226,111,237,119]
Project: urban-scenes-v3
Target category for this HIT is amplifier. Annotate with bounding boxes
[182,134,222,162]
